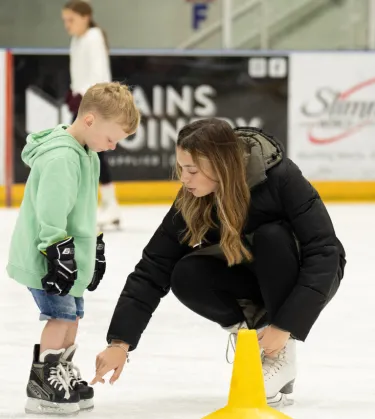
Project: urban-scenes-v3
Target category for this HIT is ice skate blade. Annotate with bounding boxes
[267,392,294,409]
[25,398,80,416]
[79,398,94,411]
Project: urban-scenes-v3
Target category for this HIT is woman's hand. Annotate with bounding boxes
[257,325,290,357]
[90,341,129,385]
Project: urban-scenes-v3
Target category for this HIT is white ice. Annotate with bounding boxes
[0,203,373,419]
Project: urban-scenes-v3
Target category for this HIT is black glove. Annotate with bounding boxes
[87,233,106,291]
[41,237,77,296]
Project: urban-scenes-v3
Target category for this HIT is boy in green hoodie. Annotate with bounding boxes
[6,81,140,416]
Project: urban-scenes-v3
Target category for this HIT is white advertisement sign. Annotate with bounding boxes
[289,52,375,180]
[0,50,5,186]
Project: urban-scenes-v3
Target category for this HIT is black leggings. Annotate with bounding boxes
[98,152,112,185]
[171,222,300,328]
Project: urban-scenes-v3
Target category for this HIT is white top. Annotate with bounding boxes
[69,27,112,96]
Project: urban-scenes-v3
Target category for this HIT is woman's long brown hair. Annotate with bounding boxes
[175,118,252,266]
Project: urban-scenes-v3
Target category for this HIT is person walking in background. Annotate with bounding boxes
[62,0,122,230]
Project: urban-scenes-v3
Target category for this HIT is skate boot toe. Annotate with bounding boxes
[74,381,94,411]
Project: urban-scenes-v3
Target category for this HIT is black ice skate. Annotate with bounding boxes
[25,344,80,416]
[61,344,94,411]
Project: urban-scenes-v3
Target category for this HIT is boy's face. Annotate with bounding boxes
[83,114,130,152]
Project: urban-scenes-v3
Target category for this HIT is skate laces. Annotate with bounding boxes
[62,360,84,388]
[47,363,71,399]
[262,348,287,380]
[225,333,237,364]
[225,321,248,364]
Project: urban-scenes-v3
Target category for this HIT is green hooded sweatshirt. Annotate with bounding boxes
[6,125,100,297]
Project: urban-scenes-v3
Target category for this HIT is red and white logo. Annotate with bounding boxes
[300,77,375,145]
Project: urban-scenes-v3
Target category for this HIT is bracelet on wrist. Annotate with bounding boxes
[107,342,130,362]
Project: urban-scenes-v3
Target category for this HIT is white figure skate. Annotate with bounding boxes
[224,322,297,408]
[262,338,297,408]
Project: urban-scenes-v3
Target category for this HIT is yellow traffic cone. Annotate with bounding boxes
[202,329,294,419]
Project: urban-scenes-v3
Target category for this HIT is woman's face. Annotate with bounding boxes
[62,9,90,36]
[176,147,219,197]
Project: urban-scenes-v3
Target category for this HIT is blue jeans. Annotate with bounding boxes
[29,288,84,322]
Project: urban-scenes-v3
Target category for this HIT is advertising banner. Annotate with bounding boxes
[13,53,289,183]
[289,52,375,180]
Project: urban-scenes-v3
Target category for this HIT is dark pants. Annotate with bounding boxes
[98,152,112,185]
[72,113,112,185]
[171,223,300,329]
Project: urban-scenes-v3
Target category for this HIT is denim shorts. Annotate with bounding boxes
[28,288,84,322]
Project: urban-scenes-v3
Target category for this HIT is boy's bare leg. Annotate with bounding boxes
[63,317,79,349]
[40,319,69,354]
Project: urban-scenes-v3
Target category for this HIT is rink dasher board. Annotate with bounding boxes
[0,49,374,205]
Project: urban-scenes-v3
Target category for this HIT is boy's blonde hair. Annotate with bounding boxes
[78,82,140,134]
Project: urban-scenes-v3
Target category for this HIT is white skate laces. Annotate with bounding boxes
[47,364,71,400]
[224,322,266,364]
[62,360,83,388]
[225,333,237,364]
[224,321,248,364]
[262,349,287,381]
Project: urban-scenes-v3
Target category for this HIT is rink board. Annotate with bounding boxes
[1,49,375,205]
[2,180,375,207]
[10,53,288,184]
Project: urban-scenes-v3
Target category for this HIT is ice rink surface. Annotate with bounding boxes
[0,203,373,419]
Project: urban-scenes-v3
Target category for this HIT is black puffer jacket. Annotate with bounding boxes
[107,127,346,350]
